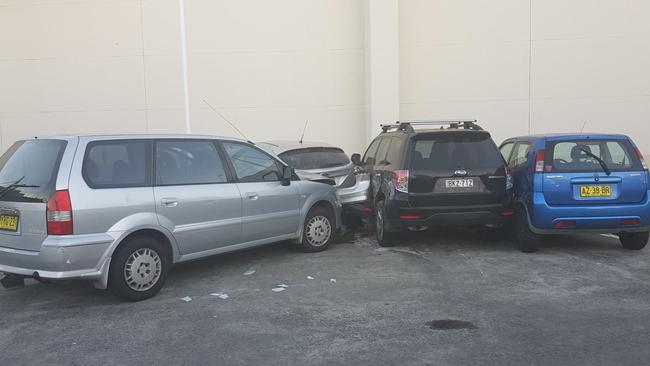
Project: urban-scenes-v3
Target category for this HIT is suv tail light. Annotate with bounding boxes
[635,148,648,170]
[392,170,409,193]
[534,149,545,173]
[47,190,73,235]
[505,164,513,190]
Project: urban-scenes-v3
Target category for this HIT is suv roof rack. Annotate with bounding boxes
[380,120,482,133]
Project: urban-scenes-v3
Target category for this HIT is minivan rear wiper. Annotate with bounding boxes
[579,146,611,176]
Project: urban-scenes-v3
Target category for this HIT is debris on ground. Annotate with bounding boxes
[330,278,337,283]
[210,293,229,299]
[277,284,288,288]
[243,269,256,276]
[180,296,193,302]
[307,276,314,280]
[271,287,286,292]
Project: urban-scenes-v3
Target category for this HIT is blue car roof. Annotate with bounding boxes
[506,133,631,142]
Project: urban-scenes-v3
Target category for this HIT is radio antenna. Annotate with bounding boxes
[202,99,252,143]
[580,120,588,133]
[299,120,308,144]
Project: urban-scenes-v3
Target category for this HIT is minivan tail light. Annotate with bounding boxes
[392,170,409,193]
[47,190,73,235]
[635,148,648,170]
[534,150,545,173]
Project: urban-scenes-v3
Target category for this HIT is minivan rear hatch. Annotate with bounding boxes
[542,137,647,205]
[0,139,68,251]
[407,131,508,207]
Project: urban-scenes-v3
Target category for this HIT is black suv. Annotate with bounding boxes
[351,120,513,246]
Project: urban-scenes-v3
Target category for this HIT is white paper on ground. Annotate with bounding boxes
[210,293,229,299]
[307,276,314,280]
[180,296,192,302]
[243,269,256,276]
[271,287,286,292]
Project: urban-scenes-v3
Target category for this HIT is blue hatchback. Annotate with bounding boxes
[499,134,649,252]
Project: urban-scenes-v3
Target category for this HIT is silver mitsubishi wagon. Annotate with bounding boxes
[0,135,341,301]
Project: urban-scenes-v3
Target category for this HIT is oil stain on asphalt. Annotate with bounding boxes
[426,319,478,330]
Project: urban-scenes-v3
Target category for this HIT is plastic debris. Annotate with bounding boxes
[243,269,256,276]
[307,276,314,280]
[271,287,286,292]
[330,278,337,283]
[277,284,289,288]
[180,296,192,302]
[210,293,229,300]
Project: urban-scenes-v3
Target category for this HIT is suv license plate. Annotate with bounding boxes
[580,185,612,197]
[445,178,474,188]
[0,214,18,231]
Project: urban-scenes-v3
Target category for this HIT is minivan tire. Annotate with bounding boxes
[108,236,170,301]
[301,206,336,252]
[375,200,399,247]
[515,209,540,253]
[619,231,649,250]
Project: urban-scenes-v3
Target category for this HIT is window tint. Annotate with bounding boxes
[409,133,503,170]
[509,142,531,168]
[385,137,404,166]
[222,142,282,182]
[279,147,349,170]
[155,140,228,185]
[83,140,151,188]
[549,140,640,172]
[499,142,514,161]
[0,139,67,203]
[375,138,392,164]
[363,138,382,165]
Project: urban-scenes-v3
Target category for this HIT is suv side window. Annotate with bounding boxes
[222,142,283,182]
[363,138,382,165]
[509,142,531,169]
[385,137,404,166]
[499,142,514,161]
[83,140,151,189]
[155,140,229,186]
[375,138,392,165]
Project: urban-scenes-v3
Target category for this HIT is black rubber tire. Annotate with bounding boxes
[108,236,170,302]
[301,206,336,253]
[375,200,400,247]
[515,209,540,253]
[619,231,649,250]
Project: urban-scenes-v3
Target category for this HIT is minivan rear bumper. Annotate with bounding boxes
[0,233,114,286]
[529,191,650,234]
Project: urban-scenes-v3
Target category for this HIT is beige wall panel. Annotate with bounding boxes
[145,108,186,134]
[532,37,650,99]
[400,43,529,103]
[185,0,364,53]
[532,0,650,40]
[1,110,146,147]
[0,57,145,113]
[400,0,529,46]
[190,105,365,155]
[400,100,529,145]
[0,1,142,60]
[142,0,181,55]
[144,55,183,109]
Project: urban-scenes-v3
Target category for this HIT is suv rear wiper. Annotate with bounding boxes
[579,147,611,176]
[0,176,40,199]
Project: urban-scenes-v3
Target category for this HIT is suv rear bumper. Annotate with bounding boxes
[529,191,650,234]
[0,233,114,288]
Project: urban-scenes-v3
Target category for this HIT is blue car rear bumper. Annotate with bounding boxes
[529,191,650,234]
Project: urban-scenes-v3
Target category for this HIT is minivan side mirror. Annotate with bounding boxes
[281,165,293,186]
[351,153,361,165]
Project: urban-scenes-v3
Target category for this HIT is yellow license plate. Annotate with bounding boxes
[0,215,18,231]
[580,185,612,197]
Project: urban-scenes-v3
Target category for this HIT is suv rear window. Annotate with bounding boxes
[83,140,152,188]
[548,139,641,172]
[0,139,67,203]
[409,132,503,170]
[279,147,349,170]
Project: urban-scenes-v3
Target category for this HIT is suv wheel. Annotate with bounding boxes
[515,209,540,253]
[375,201,399,247]
[109,236,170,301]
[619,231,649,250]
[301,206,335,252]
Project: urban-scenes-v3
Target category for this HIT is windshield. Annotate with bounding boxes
[279,147,349,170]
[548,140,641,172]
[409,132,503,170]
[0,139,67,203]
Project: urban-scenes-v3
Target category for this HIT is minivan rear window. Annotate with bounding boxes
[279,147,349,170]
[548,140,641,172]
[409,132,503,170]
[0,139,67,203]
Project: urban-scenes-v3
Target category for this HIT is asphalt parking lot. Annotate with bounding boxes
[2,227,650,366]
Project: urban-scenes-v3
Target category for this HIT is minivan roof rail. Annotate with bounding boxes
[380,120,482,133]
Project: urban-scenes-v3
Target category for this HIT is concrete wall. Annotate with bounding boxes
[1,0,649,156]
[399,0,650,153]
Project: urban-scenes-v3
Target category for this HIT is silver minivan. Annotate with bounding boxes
[0,135,341,301]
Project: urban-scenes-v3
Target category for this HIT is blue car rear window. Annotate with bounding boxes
[548,139,642,172]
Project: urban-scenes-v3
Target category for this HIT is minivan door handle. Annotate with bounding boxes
[161,198,179,207]
[246,192,259,201]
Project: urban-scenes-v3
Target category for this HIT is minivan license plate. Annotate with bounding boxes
[580,185,612,197]
[445,178,474,188]
[0,214,18,231]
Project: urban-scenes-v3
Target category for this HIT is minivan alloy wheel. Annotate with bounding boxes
[124,248,162,291]
[306,216,332,247]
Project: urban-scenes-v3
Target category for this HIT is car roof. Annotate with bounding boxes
[258,140,340,155]
[504,133,631,142]
[28,134,247,143]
